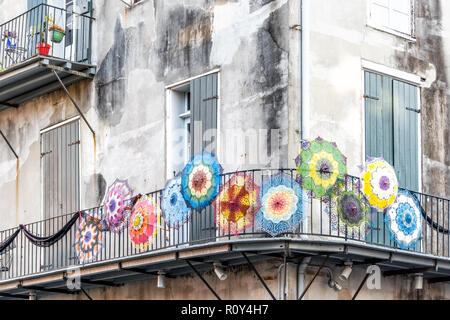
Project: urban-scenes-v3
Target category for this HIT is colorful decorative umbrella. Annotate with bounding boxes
[256,173,304,237]
[295,137,347,199]
[129,195,161,249]
[385,190,423,250]
[361,158,398,211]
[214,173,261,235]
[324,197,369,240]
[161,176,190,229]
[74,213,106,264]
[337,191,369,228]
[103,179,133,233]
[181,151,223,210]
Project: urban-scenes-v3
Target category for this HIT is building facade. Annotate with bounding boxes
[0,0,448,300]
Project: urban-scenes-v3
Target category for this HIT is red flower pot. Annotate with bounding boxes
[36,43,51,55]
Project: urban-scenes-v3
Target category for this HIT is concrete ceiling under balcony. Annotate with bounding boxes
[0,56,96,111]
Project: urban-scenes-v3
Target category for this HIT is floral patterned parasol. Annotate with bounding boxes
[103,179,133,233]
[74,213,107,264]
[295,137,347,199]
[214,173,261,235]
[256,173,305,237]
[385,190,423,250]
[361,158,399,211]
[323,195,372,240]
[181,151,223,210]
[337,191,369,228]
[161,176,190,229]
[129,195,161,249]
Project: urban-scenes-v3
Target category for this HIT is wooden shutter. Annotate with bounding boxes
[189,73,218,242]
[190,73,218,155]
[365,71,420,249]
[41,120,80,220]
[365,71,394,247]
[364,71,394,165]
[393,80,419,192]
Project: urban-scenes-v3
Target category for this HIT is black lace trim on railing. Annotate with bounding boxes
[19,212,81,248]
[0,229,20,254]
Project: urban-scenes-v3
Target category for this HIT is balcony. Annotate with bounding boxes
[0,169,448,299]
[0,4,95,111]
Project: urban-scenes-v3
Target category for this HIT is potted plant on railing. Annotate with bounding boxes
[36,27,52,55]
[30,16,52,56]
[48,23,66,44]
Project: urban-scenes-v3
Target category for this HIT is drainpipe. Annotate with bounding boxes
[297,257,311,299]
[300,0,310,141]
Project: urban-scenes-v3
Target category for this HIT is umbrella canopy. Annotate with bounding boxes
[361,158,399,211]
[385,190,423,250]
[324,196,370,240]
[129,195,161,249]
[337,191,369,228]
[161,176,190,229]
[214,173,261,235]
[181,151,223,210]
[295,137,347,199]
[74,213,107,264]
[256,173,304,237]
[103,179,133,233]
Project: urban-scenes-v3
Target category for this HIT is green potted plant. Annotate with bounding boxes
[49,23,66,44]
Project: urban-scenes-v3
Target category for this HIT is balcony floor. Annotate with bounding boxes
[0,55,96,110]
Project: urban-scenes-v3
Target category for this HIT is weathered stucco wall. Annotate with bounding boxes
[0,0,299,227]
[43,260,450,300]
[305,0,449,197]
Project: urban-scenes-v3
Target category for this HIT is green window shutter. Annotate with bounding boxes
[189,73,219,242]
[365,71,420,250]
[364,71,394,165]
[190,73,218,156]
[365,71,394,247]
[393,80,420,192]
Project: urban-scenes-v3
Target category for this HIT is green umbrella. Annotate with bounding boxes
[295,137,347,199]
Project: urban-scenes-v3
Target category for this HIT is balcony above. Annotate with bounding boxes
[0,4,96,111]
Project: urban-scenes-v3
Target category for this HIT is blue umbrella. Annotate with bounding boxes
[181,151,223,210]
[161,175,190,229]
[256,173,305,237]
[385,190,423,250]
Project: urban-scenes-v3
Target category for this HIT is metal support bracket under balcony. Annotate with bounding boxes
[242,252,277,300]
[185,260,221,300]
[0,129,18,159]
[52,70,95,137]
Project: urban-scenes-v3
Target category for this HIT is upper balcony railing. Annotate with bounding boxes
[0,4,93,72]
[0,169,448,282]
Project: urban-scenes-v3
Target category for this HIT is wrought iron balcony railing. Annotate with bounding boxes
[0,3,93,72]
[0,169,448,282]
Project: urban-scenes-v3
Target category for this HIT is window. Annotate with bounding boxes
[167,72,219,242]
[368,0,413,36]
[167,84,191,176]
[40,118,80,220]
[364,70,421,248]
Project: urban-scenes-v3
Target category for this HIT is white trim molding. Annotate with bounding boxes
[361,59,424,86]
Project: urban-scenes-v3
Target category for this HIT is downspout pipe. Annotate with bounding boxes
[300,0,309,141]
[297,257,311,299]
